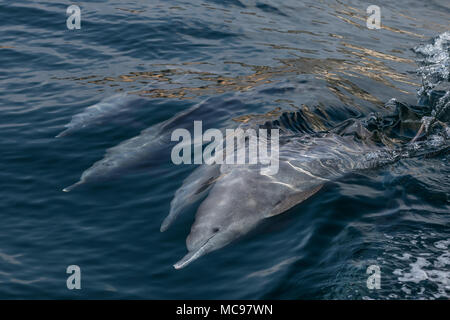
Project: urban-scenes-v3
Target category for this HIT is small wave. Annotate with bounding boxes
[414,31,450,96]
[391,236,450,299]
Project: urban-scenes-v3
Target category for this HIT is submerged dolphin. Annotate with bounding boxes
[161,163,221,232]
[62,96,247,192]
[167,107,449,269]
[56,94,143,138]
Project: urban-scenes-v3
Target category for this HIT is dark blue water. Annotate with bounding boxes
[0,0,449,299]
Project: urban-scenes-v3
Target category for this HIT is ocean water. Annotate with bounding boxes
[0,0,449,299]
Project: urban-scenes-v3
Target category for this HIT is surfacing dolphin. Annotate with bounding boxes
[166,104,449,269]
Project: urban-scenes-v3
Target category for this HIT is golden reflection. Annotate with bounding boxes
[116,8,145,14]
[301,104,329,131]
[231,103,329,132]
[59,45,418,107]
[58,0,431,110]
[260,28,322,37]
[340,43,413,64]
[232,107,283,123]
[396,12,449,32]
[328,1,425,38]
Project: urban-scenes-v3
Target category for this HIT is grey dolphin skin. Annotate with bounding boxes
[62,96,247,192]
[170,133,360,269]
[160,163,221,232]
[172,161,326,269]
[56,94,139,138]
[170,32,450,268]
[169,108,450,269]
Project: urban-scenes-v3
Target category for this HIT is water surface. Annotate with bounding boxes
[0,0,449,299]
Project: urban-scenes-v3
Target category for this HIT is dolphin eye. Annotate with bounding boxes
[212,227,220,233]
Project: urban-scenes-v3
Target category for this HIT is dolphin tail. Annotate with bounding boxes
[62,181,83,192]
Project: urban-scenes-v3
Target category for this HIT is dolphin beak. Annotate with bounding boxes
[173,249,205,270]
[160,220,171,232]
[160,207,180,232]
[62,181,83,192]
[55,129,70,138]
[173,235,215,269]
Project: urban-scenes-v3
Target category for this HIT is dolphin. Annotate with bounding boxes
[62,119,169,192]
[160,163,221,232]
[169,106,450,269]
[62,96,247,192]
[173,163,325,269]
[171,133,363,268]
[56,93,143,138]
